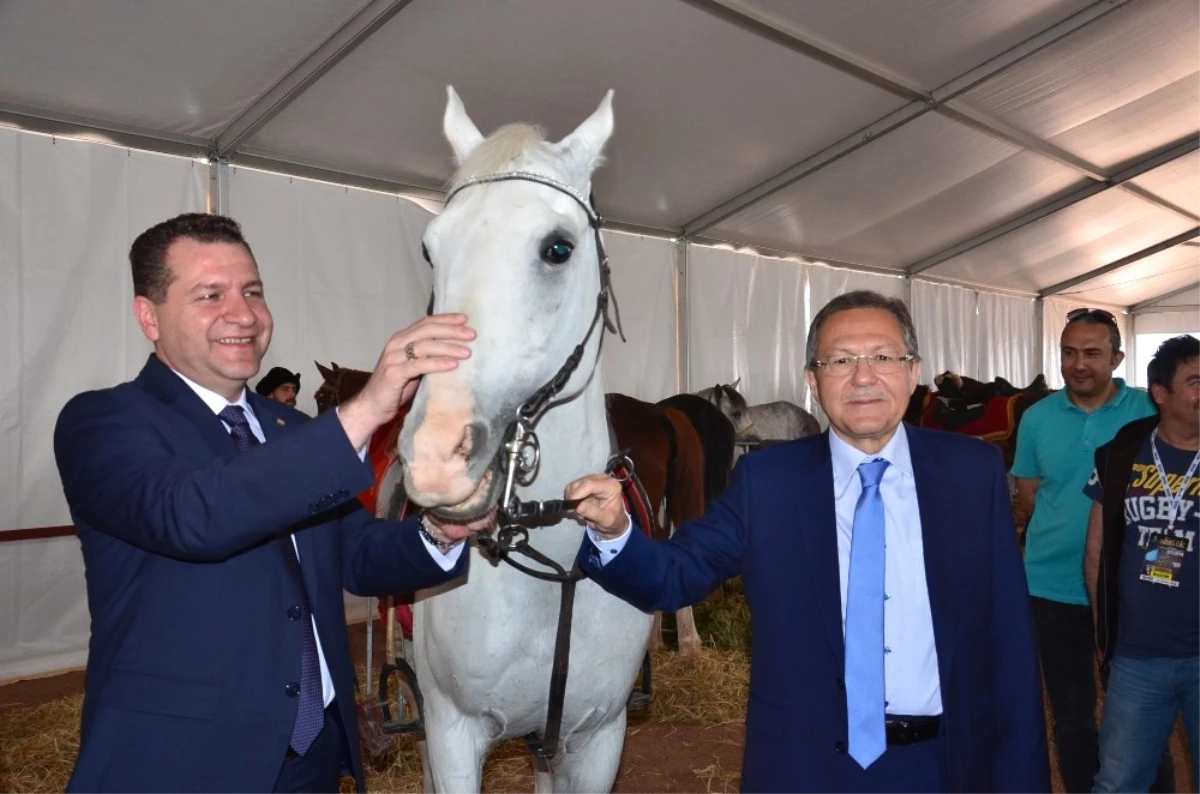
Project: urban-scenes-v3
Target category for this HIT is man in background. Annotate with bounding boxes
[1011,308,1156,792]
[1085,335,1199,792]
[257,366,302,408]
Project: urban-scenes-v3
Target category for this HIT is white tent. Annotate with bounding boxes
[1,0,1197,680]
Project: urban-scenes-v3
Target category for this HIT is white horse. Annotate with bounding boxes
[398,87,652,793]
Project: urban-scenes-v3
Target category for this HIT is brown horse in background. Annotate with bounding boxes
[605,393,708,654]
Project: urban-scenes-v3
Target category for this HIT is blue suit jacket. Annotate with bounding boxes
[54,355,466,793]
[580,427,1049,793]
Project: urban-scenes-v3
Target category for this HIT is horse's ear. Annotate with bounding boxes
[553,90,614,178]
[731,376,741,391]
[316,361,335,381]
[443,85,484,165]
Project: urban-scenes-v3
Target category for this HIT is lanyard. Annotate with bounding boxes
[1150,427,1200,531]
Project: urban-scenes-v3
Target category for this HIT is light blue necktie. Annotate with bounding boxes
[845,457,889,769]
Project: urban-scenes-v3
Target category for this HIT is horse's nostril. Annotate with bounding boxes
[455,422,489,461]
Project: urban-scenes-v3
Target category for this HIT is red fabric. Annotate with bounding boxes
[919,393,1021,444]
[355,406,409,516]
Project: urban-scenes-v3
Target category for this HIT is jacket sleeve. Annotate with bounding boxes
[54,390,377,562]
[576,457,750,613]
[339,508,468,596]
[986,446,1052,792]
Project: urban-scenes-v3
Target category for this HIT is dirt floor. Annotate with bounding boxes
[0,622,747,793]
[1,621,1192,793]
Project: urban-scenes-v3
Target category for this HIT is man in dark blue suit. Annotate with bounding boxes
[567,291,1050,793]
[54,213,480,793]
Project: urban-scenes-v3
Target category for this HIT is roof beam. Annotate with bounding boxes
[1129,283,1200,313]
[0,101,211,156]
[908,135,1200,275]
[1038,227,1200,297]
[215,0,412,156]
[678,0,925,99]
[679,0,1130,236]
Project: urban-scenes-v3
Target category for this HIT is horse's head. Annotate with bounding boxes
[313,361,371,414]
[314,361,341,414]
[399,86,616,521]
[711,383,753,435]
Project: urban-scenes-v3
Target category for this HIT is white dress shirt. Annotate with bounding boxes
[830,425,942,716]
[175,370,338,708]
[590,425,943,716]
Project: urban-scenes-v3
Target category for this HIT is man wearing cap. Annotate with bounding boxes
[1011,308,1157,792]
[257,366,302,408]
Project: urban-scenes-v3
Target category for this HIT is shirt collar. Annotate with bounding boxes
[1057,377,1132,413]
[830,422,914,498]
[171,369,251,417]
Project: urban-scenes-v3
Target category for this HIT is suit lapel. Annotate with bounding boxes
[249,393,322,597]
[795,434,844,665]
[138,354,239,456]
[908,427,956,685]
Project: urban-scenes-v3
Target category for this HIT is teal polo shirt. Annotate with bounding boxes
[1011,379,1156,605]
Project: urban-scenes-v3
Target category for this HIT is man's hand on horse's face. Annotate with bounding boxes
[337,313,475,451]
[565,474,630,538]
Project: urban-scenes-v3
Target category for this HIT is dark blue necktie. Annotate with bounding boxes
[845,457,889,769]
[219,405,324,755]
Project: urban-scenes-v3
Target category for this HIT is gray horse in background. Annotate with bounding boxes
[696,380,821,443]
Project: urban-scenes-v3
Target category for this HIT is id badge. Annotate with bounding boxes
[1140,535,1187,588]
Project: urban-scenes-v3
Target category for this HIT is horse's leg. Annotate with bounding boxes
[553,711,628,793]
[420,694,489,793]
[648,611,664,652]
[674,605,701,655]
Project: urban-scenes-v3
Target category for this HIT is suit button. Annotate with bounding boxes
[834,741,847,754]
[287,605,302,621]
[285,682,300,697]
[836,678,845,691]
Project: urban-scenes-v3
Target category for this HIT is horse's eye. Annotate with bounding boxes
[421,242,432,266]
[541,239,574,265]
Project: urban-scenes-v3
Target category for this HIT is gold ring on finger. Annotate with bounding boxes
[405,341,418,362]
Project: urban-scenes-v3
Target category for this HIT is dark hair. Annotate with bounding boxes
[129,213,254,303]
[1064,308,1122,354]
[805,290,920,368]
[1147,334,1199,395]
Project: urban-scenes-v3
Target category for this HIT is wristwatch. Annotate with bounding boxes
[419,513,464,554]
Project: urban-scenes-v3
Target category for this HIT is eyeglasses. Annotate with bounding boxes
[810,353,918,377]
[1066,307,1117,325]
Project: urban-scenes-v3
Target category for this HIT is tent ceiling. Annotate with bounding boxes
[1057,242,1200,307]
[0,0,1195,310]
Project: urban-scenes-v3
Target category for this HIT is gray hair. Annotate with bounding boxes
[805,290,920,368]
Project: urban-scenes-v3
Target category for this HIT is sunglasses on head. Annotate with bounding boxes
[1067,307,1117,325]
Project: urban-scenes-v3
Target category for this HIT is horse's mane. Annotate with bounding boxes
[450,123,550,188]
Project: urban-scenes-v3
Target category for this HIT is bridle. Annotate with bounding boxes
[423,169,645,762]
[425,169,627,579]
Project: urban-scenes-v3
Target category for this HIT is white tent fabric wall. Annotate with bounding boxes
[1042,297,1131,390]
[226,167,437,418]
[911,281,1038,387]
[598,232,678,401]
[686,245,807,405]
[0,131,205,681]
[1133,308,1200,335]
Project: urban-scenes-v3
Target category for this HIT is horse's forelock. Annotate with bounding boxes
[449,123,551,189]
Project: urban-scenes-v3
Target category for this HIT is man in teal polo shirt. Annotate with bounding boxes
[1012,308,1156,792]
